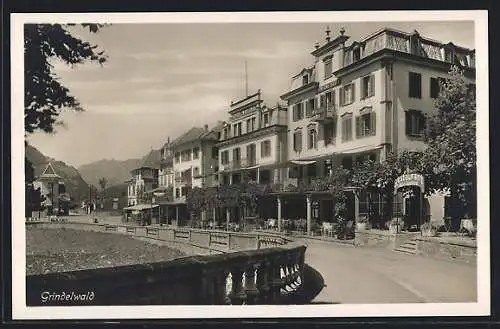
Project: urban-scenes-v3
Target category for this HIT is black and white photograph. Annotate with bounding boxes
[11,11,489,319]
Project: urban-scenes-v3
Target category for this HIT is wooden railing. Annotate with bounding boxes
[26,222,316,305]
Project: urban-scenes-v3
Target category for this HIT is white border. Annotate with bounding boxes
[11,10,490,320]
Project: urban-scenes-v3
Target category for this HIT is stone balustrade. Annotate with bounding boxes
[26,222,317,305]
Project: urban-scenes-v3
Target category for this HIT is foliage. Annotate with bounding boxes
[24,24,108,134]
[421,66,476,228]
[308,164,350,218]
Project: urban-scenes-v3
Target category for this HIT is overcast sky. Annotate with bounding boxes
[26,20,475,167]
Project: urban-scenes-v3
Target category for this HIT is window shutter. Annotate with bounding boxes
[351,83,356,102]
[320,94,325,108]
[293,106,297,121]
[340,88,344,106]
[261,142,265,157]
[361,78,366,99]
[298,132,302,152]
[370,112,376,135]
[355,116,361,138]
[405,111,411,136]
[369,75,375,96]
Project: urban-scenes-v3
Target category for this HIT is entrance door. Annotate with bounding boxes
[404,195,421,229]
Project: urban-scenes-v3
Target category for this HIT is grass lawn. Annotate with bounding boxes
[26,227,186,275]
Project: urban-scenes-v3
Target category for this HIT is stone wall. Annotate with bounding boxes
[26,222,319,306]
[416,238,477,264]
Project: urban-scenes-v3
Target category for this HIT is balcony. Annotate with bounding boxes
[311,105,336,123]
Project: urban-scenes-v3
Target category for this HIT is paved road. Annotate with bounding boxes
[300,239,477,304]
[56,216,477,304]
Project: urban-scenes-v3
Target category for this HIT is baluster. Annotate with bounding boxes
[268,256,283,303]
[228,268,246,305]
[214,270,229,305]
[244,263,259,305]
[256,260,270,304]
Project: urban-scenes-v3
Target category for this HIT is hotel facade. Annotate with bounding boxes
[279,27,475,228]
[217,90,288,187]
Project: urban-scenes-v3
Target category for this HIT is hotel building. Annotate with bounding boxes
[217,90,288,186]
[172,124,221,203]
[280,27,475,227]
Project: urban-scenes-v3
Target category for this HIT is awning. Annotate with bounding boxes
[290,160,317,165]
[340,145,382,155]
[123,204,159,211]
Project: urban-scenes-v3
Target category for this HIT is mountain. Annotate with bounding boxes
[78,149,161,188]
[26,145,89,202]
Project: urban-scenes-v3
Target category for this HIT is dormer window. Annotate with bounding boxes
[324,59,332,79]
[353,47,361,61]
[302,74,309,85]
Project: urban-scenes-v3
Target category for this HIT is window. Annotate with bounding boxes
[340,83,355,106]
[356,111,376,138]
[293,130,303,152]
[324,122,336,145]
[263,113,269,127]
[261,140,271,158]
[361,75,375,99]
[217,132,221,140]
[409,72,422,98]
[175,152,180,163]
[193,147,200,160]
[326,91,334,107]
[302,74,309,85]
[353,47,361,61]
[181,150,191,162]
[292,102,304,121]
[223,127,229,139]
[405,110,426,137]
[247,144,256,164]
[306,98,315,117]
[211,146,218,159]
[221,150,229,165]
[246,118,255,133]
[233,147,241,164]
[341,115,353,142]
[308,128,317,149]
[193,167,200,177]
[324,59,332,79]
[181,186,188,196]
[175,188,180,198]
[430,77,440,98]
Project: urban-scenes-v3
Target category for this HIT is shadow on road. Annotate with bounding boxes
[284,263,326,304]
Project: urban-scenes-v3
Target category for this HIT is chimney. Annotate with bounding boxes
[204,124,209,132]
[167,136,170,143]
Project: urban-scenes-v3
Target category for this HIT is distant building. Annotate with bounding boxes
[171,124,221,202]
[33,162,66,215]
[126,166,159,206]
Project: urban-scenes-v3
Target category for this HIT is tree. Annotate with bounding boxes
[309,164,350,219]
[24,24,108,134]
[422,66,476,230]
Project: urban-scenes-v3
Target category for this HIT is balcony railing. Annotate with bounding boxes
[311,105,336,123]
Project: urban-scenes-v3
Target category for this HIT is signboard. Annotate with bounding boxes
[394,173,425,194]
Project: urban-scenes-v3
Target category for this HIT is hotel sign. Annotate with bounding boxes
[318,79,341,93]
[394,173,425,193]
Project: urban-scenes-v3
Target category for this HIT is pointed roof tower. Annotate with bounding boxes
[37,162,61,181]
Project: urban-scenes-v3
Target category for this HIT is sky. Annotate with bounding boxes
[26,20,475,167]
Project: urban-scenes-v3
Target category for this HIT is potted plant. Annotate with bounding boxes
[421,222,438,237]
[356,215,369,231]
[389,217,404,234]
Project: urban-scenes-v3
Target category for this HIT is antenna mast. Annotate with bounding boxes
[244,60,248,97]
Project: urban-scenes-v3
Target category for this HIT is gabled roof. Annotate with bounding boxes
[37,162,61,180]
[172,126,219,147]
